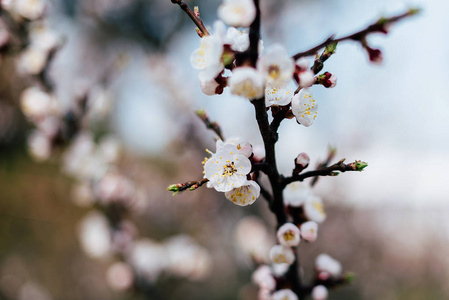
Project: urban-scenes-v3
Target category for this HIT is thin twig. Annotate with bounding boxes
[283,160,365,187]
[171,0,210,36]
[292,8,420,60]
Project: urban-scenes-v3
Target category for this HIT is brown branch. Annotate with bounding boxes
[171,0,210,36]
[282,159,367,187]
[195,109,224,141]
[292,8,420,60]
[311,147,336,187]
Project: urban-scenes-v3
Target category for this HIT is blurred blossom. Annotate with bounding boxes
[312,285,328,300]
[12,0,46,20]
[18,281,52,300]
[128,239,167,282]
[105,262,134,292]
[77,211,112,259]
[251,265,275,291]
[218,0,256,28]
[111,220,137,254]
[271,263,289,277]
[269,245,295,265]
[87,86,113,121]
[276,223,301,247]
[257,44,294,86]
[97,135,121,163]
[94,171,135,205]
[315,254,342,279]
[62,132,107,180]
[29,21,59,51]
[17,46,48,75]
[283,182,311,207]
[70,181,96,207]
[20,87,58,120]
[234,216,271,262]
[304,195,326,224]
[165,235,212,281]
[27,130,51,161]
[300,221,318,242]
[271,289,298,300]
[35,116,60,138]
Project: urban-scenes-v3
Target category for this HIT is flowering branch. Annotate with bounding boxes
[292,8,420,60]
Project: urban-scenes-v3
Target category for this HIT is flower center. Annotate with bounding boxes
[268,65,280,79]
[222,162,237,177]
[283,230,295,241]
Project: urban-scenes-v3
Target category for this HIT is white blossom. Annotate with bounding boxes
[296,57,310,70]
[257,44,294,86]
[283,182,312,207]
[106,262,134,291]
[315,254,342,278]
[312,285,329,300]
[218,0,256,28]
[17,46,47,75]
[234,216,271,262]
[190,22,225,81]
[225,27,249,51]
[129,239,168,282]
[304,195,326,223]
[165,235,212,281]
[265,83,294,107]
[15,0,46,20]
[252,265,275,290]
[269,245,295,265]
[27,130,51,161]
[200,76,220,95]
[300,221,318,242]
[204,144,252,192]
[20,87,57,120]
[229,67,265,100]
[291,88,318,127]
[225,180,260,206]
[298,70,315,88]
[29,22,59,51]
[271,289,299,300]
[217,137,253,158]
[277,223,301,247]
[77,211,111,259]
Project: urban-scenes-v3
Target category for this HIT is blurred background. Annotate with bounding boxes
[0,0,448,299]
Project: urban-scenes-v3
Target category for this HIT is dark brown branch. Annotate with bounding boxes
[282,159,367,187]
[292,8,420,60]
[270,109,288,136]
[311,147,336,187]
[171,0,210,36]
[258,182,273,203]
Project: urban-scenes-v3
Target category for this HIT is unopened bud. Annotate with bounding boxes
[293,152,309,174]
[367,47,383,64]
[167,184,182,195]
[349,160,368,171]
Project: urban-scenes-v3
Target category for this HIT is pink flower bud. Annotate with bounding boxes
[295,152,310,169]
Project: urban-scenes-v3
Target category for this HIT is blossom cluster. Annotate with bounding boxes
[190,0,337,128]
[203,138,261,206]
